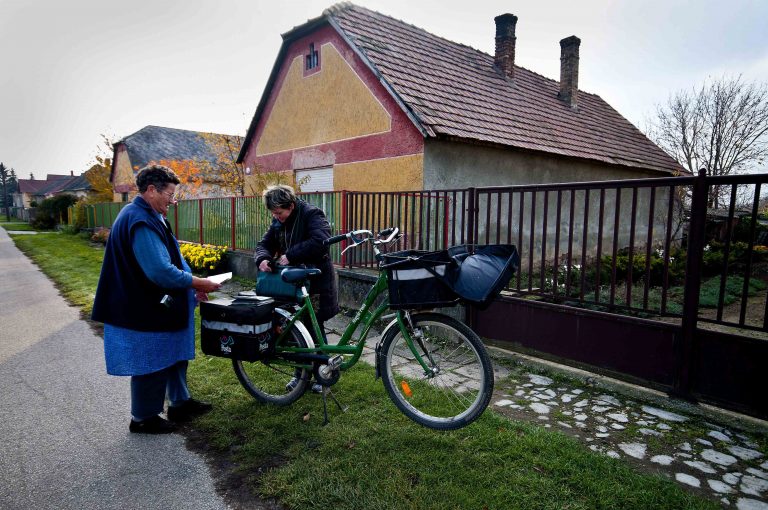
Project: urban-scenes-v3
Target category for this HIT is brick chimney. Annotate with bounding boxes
[494,14,518,80]
[559,36,581,108]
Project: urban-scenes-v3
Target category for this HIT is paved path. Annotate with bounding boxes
[0,228,230,510]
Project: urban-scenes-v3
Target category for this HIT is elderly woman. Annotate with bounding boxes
[254,184,340,338]
[92,165,221,434]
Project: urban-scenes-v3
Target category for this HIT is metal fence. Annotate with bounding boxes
[72,171,768,333]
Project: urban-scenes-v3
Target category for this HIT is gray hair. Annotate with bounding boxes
[136,164,180,193]
[263,184,297,210]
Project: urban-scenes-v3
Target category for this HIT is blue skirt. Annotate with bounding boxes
[104,289,196,376]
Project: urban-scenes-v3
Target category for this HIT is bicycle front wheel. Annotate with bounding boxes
[232,317,311,405]
[380,313,494,430]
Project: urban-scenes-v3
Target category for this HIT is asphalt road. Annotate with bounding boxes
[0,228,230,510]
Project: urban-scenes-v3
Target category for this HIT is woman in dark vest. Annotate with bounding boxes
[254,185,340,392]
[92,165,221,434]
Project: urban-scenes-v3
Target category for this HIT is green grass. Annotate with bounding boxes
[0,221,36,231]
[10,232,717,510]
[10,232,104,314]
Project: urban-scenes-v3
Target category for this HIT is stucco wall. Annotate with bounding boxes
[424,140,682,268]
[112,145,136,200]
[334,154,423,191]
[242,25,423,193]
[423,139,664,189]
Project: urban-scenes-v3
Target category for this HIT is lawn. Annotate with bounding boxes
[9,232,717,510]
[0,220,36,231]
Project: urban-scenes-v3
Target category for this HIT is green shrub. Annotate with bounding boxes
[31,195,78,230]
[698,275,767,307]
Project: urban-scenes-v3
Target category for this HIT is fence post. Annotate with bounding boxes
[466,187,477,329]
[466,187,477,245]
[198,199,204,245]
[341,190,348,267]
[231,197,236,250]
[671,168,707,400]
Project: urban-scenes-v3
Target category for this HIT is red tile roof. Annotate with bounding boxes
[17,179,48,194]
[324,4,683,175]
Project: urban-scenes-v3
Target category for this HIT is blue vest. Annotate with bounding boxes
[91,196,189,331]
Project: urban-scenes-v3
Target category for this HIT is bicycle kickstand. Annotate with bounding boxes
[321,387,349,426]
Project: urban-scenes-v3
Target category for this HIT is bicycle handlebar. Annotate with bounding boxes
[322,227,400,247]
[323,234,348,246]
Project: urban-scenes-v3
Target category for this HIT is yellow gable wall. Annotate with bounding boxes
[255,43,391,156]
[113,152,134,187]
[334,154,423,192]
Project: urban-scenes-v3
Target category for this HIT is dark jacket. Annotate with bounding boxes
[91,196,189,331]
[254,200,339,322]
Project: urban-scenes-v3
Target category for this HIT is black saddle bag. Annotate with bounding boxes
[200,294,276,361]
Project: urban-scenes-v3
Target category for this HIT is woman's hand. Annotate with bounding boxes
[192,276,222,293]
[277,255,290,266]
[259,259,273,272]
[195,290,210,302]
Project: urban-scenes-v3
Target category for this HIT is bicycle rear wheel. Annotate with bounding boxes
[380,313,493,430]
[232,312,311,405]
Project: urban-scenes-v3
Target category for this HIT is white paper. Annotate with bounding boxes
[207,272,232,284]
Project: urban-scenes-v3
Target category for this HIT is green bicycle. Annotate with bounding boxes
[231,227,494,430]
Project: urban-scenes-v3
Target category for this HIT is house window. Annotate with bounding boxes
[121,192,128,202]
[305,43,319,70]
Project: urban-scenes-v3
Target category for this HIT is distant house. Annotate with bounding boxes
[111,125,244,202]
[238,3,684,193]
[14,173,91,208]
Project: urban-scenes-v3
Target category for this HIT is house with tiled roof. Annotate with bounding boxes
[111,125,244,201]
[238,3,684,193]
[14,173,91,208]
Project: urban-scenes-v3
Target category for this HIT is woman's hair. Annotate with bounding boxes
[263,184,297,210]
[136,164,180,193]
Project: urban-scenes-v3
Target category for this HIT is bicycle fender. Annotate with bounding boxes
[374,317,400,379]
[275,307,315,349]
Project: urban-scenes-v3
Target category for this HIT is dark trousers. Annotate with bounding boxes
[130,360,191,421]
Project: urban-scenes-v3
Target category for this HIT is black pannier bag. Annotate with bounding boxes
[382,245,519,310]
[200,294,276,361]
[447,244,519,308]
[382,249,461,310]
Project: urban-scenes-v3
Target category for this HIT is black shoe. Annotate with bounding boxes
[167,398,213,422]
[129,415,176,434]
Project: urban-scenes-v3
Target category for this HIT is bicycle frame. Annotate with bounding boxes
[270,244,435,376]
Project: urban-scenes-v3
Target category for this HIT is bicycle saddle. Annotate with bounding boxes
[280,267,322,283]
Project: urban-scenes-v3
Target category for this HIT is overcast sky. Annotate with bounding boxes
[1,0,767,179]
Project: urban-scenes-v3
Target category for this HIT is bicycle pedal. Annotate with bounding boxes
[327,354,343,370]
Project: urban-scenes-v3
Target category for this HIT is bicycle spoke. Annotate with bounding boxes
[381,314,493,430]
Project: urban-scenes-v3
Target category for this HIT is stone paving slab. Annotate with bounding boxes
[488,366,767,508]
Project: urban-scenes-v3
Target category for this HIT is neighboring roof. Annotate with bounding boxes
[17,175,90,196]
[239,3,683,175]
[114,125,243,171]
[17,179,49,194]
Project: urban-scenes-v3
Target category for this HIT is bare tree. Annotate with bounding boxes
[648,76,768,209]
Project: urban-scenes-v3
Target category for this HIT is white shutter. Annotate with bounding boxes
[296,167,334,192]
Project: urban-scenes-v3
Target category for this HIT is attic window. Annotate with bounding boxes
[305,43,319,70]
